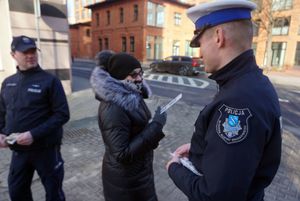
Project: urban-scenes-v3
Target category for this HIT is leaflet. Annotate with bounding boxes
[160,93,182,114]
[170,153,203,176]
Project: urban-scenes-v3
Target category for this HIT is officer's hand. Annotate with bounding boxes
[0,134,8,148]
[152,106,167,127]
[175,143,191,158]
[17,131,34,145]
[166,152,180,170]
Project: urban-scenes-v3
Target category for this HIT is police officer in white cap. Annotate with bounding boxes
[166,1,282,201]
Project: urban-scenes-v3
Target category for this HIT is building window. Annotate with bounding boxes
[86,29,90,37]
[147,2,164,27]
[75,0,80,9]
[96,13,99,26]
[252,43,257,56]
[81,10,85,20]
[146,36,153,59]
[272,17,290,35]
[271,42,286,67]
[185,41,196,57]
[295,42,300,67]
[146,36,162,60]
[174,12,181,26]
[98,38,102,51]
[120,8,124,23]
[75,11,80,21]
[104,38,109,49]
[272,0,293,11]
[253,21,259,36]
[130,36,135,52]
[133,4,138,21]
[87,0,93,5]
[88,9,91,18]
[154,36,162,59]
[172,40,180,56]
[122,37,126,52]
[106,11,110,25]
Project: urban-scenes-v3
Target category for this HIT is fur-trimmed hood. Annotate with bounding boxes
[90,67,152,111]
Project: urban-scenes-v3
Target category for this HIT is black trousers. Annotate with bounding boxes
[8,147,65,201]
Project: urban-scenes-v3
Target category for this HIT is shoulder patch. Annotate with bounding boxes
[216,104,252,144]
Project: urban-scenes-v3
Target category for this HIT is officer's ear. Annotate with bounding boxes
[10,51,15,58]
[215,27,225,48]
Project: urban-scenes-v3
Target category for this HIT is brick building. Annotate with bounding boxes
[69,22,92,59]
[71,0,300,70]
[86,0,199,62]
[252,0,300,70]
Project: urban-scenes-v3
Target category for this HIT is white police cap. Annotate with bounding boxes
[187,0,257,47]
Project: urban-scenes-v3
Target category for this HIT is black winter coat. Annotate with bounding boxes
[90,67,164,201]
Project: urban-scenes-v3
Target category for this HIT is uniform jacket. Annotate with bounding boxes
[0,66,70,150]
[90,67,164,201]
[168,50,282,201]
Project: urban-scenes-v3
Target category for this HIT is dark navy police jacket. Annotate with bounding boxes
[168,50,282,201]
[0,66,70,150]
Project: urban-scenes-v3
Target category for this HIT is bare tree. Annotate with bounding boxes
[252,0,292,70]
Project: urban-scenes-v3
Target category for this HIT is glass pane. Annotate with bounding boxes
[157,5,164,27]
[147,2,154,26]
[154,36,162,59]
[146,36,154,59]
[295,42,300,66]
[282,27,289,35]
[271,42,286,67]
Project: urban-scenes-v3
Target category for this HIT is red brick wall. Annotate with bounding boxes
[70,25,93,59]
[91,0,148,61]
[69,27,79,59]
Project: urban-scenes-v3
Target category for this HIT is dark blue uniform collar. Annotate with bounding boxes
[17,65,42,74]
[209,49,259,86]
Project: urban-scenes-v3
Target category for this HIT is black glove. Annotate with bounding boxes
[152,106,167,127]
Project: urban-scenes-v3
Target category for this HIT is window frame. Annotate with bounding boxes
[122,36,127,52]
[98,38,102,51]
[106,10,110,25]
[174,12,181,26]
[120,7,124,23]
[272,0,293,11]
[96,13,99,26]
[294,42,300,67]
[130,36,135,52]
[104,38,109,49]
[133,4,138,21]
[272,17,291,36]
[271,42,287,67]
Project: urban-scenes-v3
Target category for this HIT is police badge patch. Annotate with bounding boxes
[216,104,252,144]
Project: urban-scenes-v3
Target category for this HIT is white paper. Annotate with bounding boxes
[170,153,203,176]
[160,93,182,114]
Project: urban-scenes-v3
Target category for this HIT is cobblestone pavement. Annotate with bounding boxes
[0,89,299,201]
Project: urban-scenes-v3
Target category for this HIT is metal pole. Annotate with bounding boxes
[33,0,43,66]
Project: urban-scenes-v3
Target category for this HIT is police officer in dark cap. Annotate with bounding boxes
[166,1,282,201]
[0,35,70,201]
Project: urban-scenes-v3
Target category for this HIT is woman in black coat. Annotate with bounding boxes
[90,53,167,201]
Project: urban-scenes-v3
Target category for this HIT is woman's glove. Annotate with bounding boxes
[152,106,167,126]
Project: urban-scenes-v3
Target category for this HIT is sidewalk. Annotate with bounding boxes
[0,89,299,201]
[264,68,300,88]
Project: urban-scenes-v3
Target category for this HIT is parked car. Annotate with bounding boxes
[149,56,204,76]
